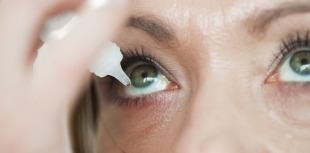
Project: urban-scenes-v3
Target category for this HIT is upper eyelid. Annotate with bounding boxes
[280,32,310,57]
[120,47,156,69]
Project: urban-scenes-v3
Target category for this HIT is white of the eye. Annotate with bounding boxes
[123,71,170,97]
[279,55,310,82]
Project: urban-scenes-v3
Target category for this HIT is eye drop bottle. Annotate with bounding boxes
[38,1,131,86]
[89,42,131,86]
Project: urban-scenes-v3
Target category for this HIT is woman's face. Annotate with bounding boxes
[94,0,310,152]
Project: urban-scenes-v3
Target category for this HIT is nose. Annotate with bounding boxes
[174,73,267,153]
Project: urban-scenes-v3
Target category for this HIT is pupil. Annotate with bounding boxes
[141,72,148,78]
[301,58,309,65]
[289,51,310,75]
[130,65,158,88]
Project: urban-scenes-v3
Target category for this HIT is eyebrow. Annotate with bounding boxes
[126,15,176,44]
[248,1,310,35]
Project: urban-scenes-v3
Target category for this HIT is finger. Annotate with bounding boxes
[33,0,128,109]
[0,0,82,72]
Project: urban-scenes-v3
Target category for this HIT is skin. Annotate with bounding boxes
[95,0,310,153]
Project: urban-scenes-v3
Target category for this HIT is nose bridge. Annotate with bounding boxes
[194,70,240,131]
[175,71,246,153]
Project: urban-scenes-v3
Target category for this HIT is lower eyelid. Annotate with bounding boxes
[117,81,179,99]
[277,83,310,92]
[109,90,178,110]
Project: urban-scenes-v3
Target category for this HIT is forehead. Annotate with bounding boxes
[127,0,310,47]
[129,0,238,28]
[126,0,249,59]
[124,0,310,73]
[129,0,298,29]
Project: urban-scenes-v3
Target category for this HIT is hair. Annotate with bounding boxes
[70,81,98,153]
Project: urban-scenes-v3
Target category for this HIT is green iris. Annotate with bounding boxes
[130,65,158,88]
[289,51,310,75]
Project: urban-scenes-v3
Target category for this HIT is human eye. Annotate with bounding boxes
[123,63,170,97]
[111,47,179,106]
[263,31,310,126]
[266,32,310,83]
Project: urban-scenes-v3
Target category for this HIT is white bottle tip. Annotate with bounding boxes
[109,64,131,86]
[89,42,131,86]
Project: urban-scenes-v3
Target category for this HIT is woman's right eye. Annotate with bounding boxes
[121,62,173,97]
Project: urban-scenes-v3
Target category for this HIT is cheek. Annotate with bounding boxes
[97,90,187,152]
[264,83,310,127]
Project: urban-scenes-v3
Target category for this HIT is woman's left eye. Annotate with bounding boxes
[267,32,310,83]
[122,63,171,97]
[272,49,310,83]
[279,50,310,82]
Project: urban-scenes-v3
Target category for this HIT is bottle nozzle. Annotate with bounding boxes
[109,64,131,86]
[40,11,130,87]
[89,42,131,86]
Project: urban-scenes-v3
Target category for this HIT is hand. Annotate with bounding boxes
[0,0,127,152]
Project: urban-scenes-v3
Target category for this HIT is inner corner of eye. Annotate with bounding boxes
[265,72,280,84]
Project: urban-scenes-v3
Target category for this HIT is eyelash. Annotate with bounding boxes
[269,31,310,72]
[120,47,157,70]
[109,94,150,107]
[280,32,310,58]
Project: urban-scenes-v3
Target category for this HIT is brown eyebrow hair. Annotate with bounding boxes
[126,15,176,44]
[248,1,310,36]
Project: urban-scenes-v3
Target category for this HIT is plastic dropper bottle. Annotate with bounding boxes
[89,42,131,86]
[37,2,131,86]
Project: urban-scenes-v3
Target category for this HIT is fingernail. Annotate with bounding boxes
[87,0,127,10]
